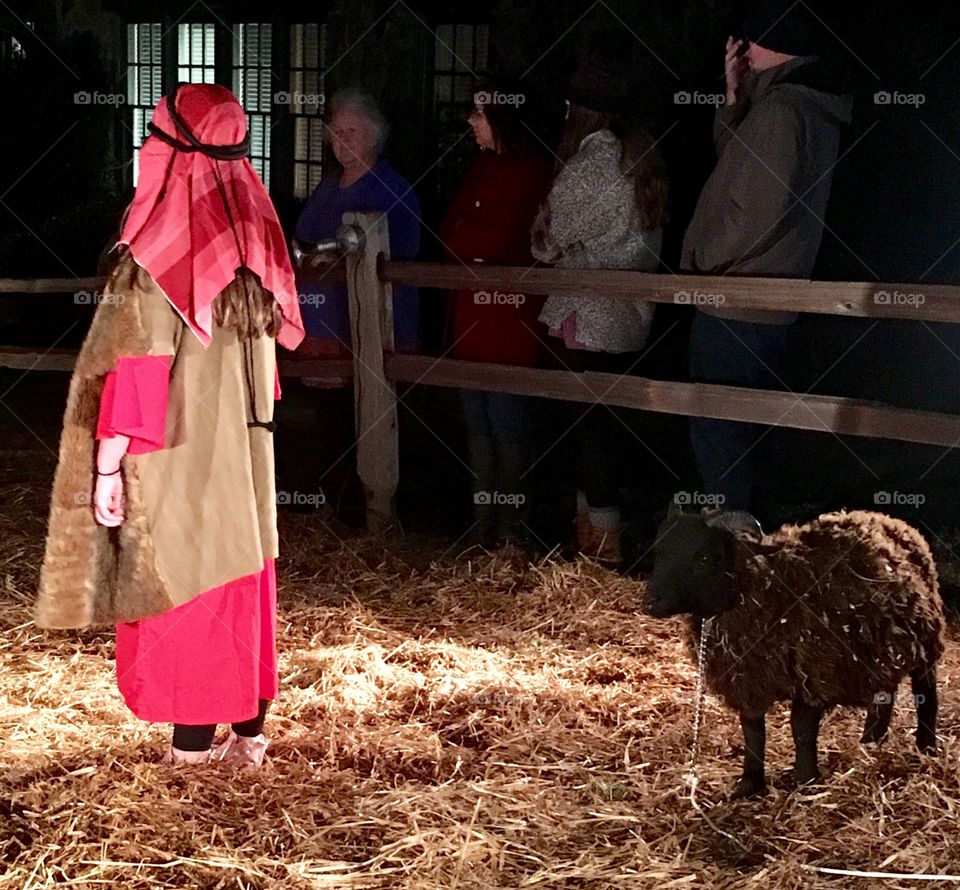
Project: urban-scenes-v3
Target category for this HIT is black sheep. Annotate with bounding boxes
[645,507,945,797]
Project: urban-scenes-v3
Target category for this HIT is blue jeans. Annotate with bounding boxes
[688,312,793,513]
[460,390,528,445]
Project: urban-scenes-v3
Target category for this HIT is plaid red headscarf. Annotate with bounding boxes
[119,83,304,350]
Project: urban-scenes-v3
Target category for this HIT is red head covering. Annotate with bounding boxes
[119,83,304,350]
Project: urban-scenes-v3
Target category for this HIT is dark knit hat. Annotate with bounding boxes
[742,0,822,57]
[567,26,633,115]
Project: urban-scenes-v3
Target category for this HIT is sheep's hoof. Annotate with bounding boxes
[861,715,889,744]
[916,731,938,754]
[792,767,822,789]
[731,774,767,799]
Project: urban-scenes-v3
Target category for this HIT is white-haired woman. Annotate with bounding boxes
[295,87,422,355]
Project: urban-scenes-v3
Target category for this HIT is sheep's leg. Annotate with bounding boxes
[733,712,767,798]
[861,692,895,743]
[912,665,938,752]
[790,699,824,787]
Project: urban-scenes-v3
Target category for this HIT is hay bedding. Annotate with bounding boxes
[2,462,960,888]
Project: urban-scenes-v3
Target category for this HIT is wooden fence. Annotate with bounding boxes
[3,209,960,529]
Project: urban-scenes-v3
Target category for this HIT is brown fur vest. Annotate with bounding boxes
[36,262,176,628]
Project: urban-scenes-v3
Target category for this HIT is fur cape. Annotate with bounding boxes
[36,263,175,628]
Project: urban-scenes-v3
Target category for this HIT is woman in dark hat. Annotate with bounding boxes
[531,29,670,565]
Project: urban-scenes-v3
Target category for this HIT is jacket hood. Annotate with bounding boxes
[767,57,854,126]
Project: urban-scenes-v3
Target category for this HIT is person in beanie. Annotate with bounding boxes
[36,83,305,765]
[531,28,669,565]
[439,79,553,548]
[681,0,853,515]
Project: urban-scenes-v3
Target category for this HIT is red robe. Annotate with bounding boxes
[98,356,282,724]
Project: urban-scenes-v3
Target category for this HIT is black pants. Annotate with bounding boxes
[552,344,637,509]
[688,313,794,514]
[172,699,270,751]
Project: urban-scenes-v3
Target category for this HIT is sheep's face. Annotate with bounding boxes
[645,516,738,618]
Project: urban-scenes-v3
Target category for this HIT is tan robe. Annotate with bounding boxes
[36,257,278,629]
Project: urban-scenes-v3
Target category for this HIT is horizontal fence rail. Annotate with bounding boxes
[386,355,960,448]
[380,261,959,323]
[0,277,101,294]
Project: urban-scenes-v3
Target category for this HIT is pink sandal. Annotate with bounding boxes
[212,731,269,767]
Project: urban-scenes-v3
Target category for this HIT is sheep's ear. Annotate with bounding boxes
[666,499,684,519]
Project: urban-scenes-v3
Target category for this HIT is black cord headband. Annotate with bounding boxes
[147,82,251,161]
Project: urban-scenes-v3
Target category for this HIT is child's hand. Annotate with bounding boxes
[94,472,125,527]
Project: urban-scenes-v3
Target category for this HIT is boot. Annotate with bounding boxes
[573,490,591,550]
[494,439,534,549]
[467,435,498,548]
[577,505,623,566]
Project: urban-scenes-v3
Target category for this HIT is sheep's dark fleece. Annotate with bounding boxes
[646,509,945,796]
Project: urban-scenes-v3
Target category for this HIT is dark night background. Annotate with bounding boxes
[2,0,960,554]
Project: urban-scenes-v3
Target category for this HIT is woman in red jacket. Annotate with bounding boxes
[439,81,553,547]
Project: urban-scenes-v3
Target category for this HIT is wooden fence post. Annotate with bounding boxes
[344,211,399,532]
